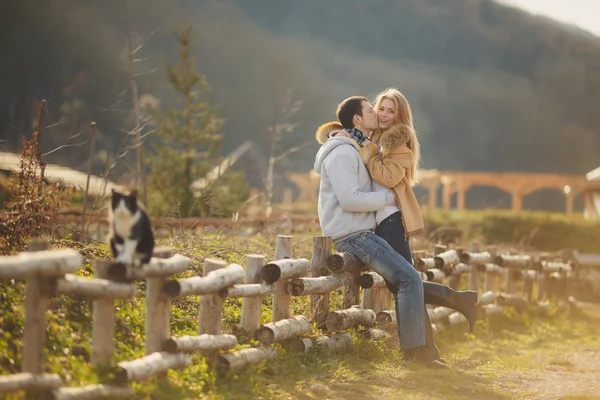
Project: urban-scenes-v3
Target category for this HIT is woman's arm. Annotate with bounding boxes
[359,143,407,188]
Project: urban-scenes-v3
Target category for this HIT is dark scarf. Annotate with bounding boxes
[344,127,367,147]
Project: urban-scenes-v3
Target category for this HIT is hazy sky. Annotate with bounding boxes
[498,0,600,36]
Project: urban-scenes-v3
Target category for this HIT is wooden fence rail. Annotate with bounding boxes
[0,235,596,398]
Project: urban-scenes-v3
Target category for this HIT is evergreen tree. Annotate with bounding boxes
[147,19,223,217]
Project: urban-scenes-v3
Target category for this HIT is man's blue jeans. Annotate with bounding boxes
[334,231,426,350]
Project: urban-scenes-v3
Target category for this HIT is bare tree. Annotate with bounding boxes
[264,88,309,220]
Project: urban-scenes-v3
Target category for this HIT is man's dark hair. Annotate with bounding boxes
[336,96,369,129]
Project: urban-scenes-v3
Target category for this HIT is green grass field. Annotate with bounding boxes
[1,231,599,400]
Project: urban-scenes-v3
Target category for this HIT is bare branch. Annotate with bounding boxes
[273,140,312,163]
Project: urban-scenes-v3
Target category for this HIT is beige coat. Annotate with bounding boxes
[359,125,424,237]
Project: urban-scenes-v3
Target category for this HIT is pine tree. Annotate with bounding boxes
[147,17,223,218]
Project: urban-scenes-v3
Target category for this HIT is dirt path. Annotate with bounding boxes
[516,350,600,399]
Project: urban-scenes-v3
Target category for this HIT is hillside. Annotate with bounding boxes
[1,0,599,188]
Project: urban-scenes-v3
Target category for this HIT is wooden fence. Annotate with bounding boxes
[0,235,592,399]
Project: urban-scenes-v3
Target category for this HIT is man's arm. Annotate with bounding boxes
[324,152,395,212]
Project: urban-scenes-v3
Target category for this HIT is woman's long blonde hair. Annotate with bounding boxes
[374,88,421,186]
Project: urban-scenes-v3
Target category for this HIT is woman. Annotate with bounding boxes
[359,88,478,363]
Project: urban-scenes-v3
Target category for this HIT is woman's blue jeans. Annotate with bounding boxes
[334,231,426,350]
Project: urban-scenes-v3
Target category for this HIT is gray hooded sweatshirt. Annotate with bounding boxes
[313,127,395,241]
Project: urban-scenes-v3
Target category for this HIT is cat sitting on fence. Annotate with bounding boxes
[107,188,155,268]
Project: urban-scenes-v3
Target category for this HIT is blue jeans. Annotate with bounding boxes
[334,231,426,350]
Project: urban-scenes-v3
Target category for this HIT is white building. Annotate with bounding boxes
[583,166,600,219]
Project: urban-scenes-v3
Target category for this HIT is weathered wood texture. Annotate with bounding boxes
[0,373,62,394]
[325,308,376,332]
[310,236,332,329]
[256,315,311,345]
[240,254,266,337]
[163,334,238,354]
[114,352,191,384]
[217,346,277,372]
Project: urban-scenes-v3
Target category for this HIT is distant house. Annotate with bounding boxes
[0,151,124,200]
[583,166,600,219]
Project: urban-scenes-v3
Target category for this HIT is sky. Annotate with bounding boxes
[497,0,600,36]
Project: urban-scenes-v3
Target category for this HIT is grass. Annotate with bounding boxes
[1,231,599,399]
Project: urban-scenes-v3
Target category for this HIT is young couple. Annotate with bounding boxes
[313,88,478,368]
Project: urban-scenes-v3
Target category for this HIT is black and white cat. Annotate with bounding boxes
[108,189,155,267]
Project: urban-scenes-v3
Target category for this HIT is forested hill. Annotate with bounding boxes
[1,0,600,179]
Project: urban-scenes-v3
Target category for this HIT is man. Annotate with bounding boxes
[313,96,444,368]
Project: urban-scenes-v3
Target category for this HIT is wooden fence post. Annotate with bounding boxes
[272,235,293,322]
[92,260,115,366]
[145,249,173,355]
[469,242,479,292]
[240,255,266,337]
[199,259,227,334]
[310,236,331,329]
[484,245,498,292]
[22,239,50,400]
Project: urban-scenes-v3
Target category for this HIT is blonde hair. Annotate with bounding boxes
[374,88,421,186]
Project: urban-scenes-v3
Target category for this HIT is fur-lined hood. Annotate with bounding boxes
[315,121,343,144]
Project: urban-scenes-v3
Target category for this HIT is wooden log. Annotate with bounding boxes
[325,252,364,273]
[283,337,313,356]
[0,373,62,393]
[574,251,600,267]
[145,250,175,357]
[325,307,376,332]
[433,244,446,256]
[260,258,311,284]
[376,310,395,328]
[497,293,529,311]
[452,263,471,276]
[163,263,245,297]
[255,315,311,345]
[357,272,386,289]
[198,259,227,335]
[240,254,266,338]
[360,328,392,341]
[272,235,294,322]
[448,312,467,326]
[342,272,361,309]
[114,352,191,384]
[287,275,345,296]
[310,236,332,329]
[484,264,504,275]
[371,287,392,314]
[217,346,277,372]
[425,268,446,283]
[315,332,354,354]
[484,247,499,292]
[494,254,532,268]
[469,242,480,292]
[361,287,376,311]
[92,261,116,366]
[0,249,82,279]
[540,261,572,273]
[22,241,50,379]
[432,323,444,335]
[434,249,459,269]
[476,290,497,306]
[429,306,454,324]
[228,283,274,297]
[49,385,135,400]
[163,334,238,354]
[106,254,190,281]
[413,257,436,271]
[54,274,136,299]
[480,304,504,316]
[465,251,492,264]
